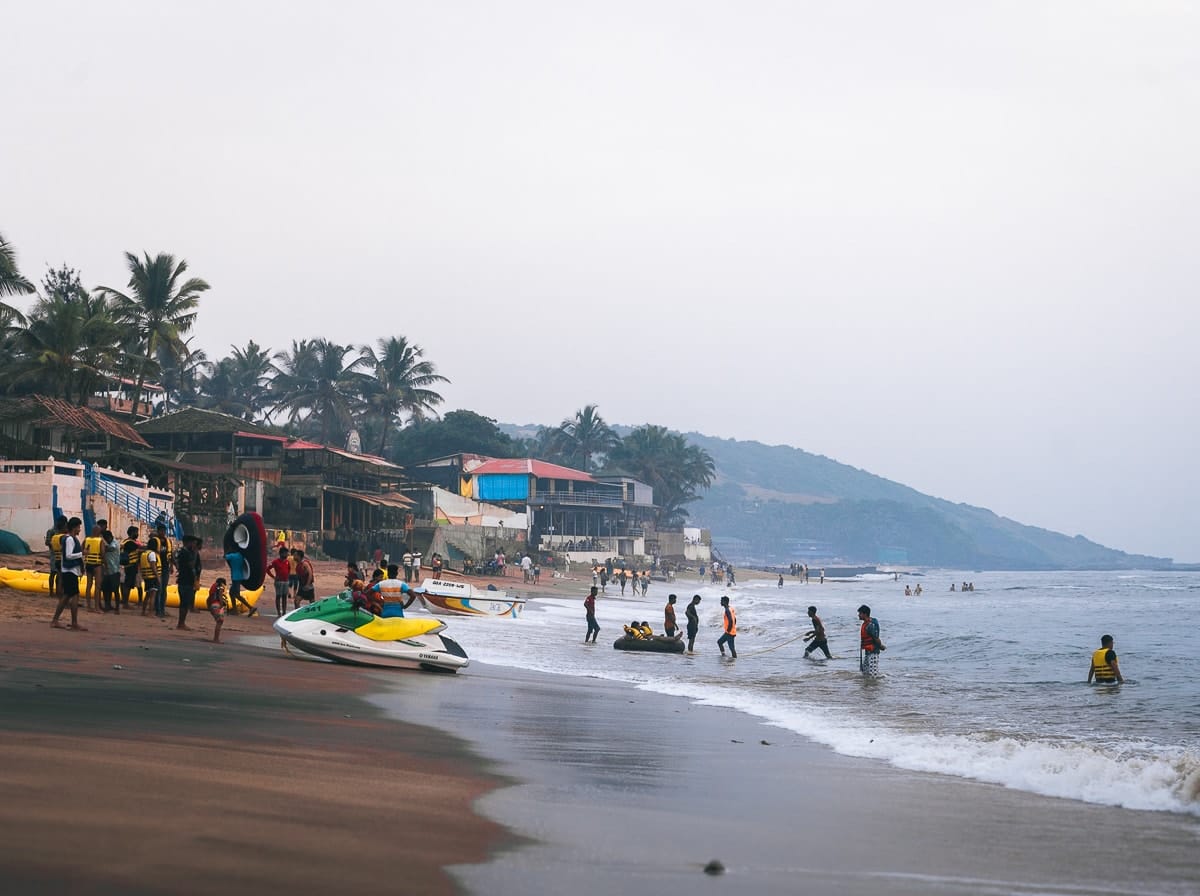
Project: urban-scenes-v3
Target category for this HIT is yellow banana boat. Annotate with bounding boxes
[0,567,261,609]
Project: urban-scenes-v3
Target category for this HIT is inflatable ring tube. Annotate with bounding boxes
[612,636,685,654]
[224,512,268,590]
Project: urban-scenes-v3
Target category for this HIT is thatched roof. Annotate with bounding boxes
[135,407,270,436]
[0,395,150,447]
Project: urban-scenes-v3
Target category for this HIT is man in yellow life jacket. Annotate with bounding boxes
[120,526,142,609]
[83,520,106,610]
[1087,634,1124,684]
[47,516,68,597]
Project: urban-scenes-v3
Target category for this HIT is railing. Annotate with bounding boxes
[87,465,178,536]
[531,490,623,507]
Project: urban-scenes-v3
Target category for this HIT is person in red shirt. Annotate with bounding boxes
[266,547,292,617]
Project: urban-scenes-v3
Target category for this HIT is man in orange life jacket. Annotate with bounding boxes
[1087,634,1124,684]
[858,604,884,677]
[717,595,737,659]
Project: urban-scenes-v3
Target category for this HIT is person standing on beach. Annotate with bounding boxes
[50,517,86,630]
[139,542,161,617]
[100,529,121,613]
[47,516,67,598]
[664,594,678,638]
[803,605,833,659]
[83,521,104,611]
[717,595,737,659]
[1087,634,1124,684]
[685,595,701,652]
[584,586,600,643]
[857,604,884,676]
[120,526,141,609]
[295,550,316,606]
[175,534,202,630]
[267,547,292,616]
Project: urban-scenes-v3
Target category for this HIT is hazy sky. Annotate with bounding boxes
[4,2,1198,561]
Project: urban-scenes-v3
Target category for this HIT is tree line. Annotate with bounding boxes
[0,232,714,525]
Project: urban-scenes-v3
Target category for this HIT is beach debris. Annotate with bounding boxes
[182,658,191,663]
[760,740,770,746]
[112,664,123,670]
[704,860,726,875]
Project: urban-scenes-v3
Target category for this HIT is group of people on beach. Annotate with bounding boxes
[591,563,652,597]
[42,515,322,643]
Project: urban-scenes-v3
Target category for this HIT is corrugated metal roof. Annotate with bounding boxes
[0,395,150,447]
[469,458,594,482]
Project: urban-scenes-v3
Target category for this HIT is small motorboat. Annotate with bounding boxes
[613,634,685,654]
[415,577,526,618]
[273,595,469,673]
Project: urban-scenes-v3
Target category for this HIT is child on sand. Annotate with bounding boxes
[207,578,228,643]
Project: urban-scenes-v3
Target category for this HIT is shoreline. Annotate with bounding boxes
[379,661,1200,896]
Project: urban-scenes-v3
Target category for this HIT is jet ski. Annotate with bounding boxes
[273,595,469,673]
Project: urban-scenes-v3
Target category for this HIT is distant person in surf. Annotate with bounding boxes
[803,605,832,660]
[664,594,678,638]
[686,595,701,652]
[717,595,737,659]
[584,586,600,644]
[857,604,884,676]
[1087,634,1124,685]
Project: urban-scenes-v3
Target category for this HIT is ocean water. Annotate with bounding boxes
[433,569,1200,817]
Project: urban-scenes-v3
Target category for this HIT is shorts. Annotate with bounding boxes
[123,566,138,588]
[298,586,315,601]
[288,576,299,589]
[207,598,227,620]
[143,577,160,593]
[50,557,62,573]
[85,564,100,578]
[274,580,290,598]
[62,572,80,597]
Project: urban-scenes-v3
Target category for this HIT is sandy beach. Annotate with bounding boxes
[4,556,1198,896]
[0,568,509,896]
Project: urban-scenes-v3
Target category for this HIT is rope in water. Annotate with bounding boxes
[735,632,807,658]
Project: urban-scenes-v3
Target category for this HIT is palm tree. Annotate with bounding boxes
[556,404,619,472]
[358,336,449,455]
[198,340,274,420]
[271,338,367,444]
[154,337,206,414]
[0,232,36,318]
[604,425,716,526]
[8,290,122,403]
[96,252,209,416]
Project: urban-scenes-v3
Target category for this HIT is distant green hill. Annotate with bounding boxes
[499,423,1170,569]
[682,432,1171,570]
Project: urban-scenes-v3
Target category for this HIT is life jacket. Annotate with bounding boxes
[723,606,737,636]
[860,619,878,652]
[1092,647,1117,682]
[84,535,103,566]
[638,624,653,637]
[121,538,141,568]
[50,532,65,562]
[623,625,644,639]
[153,536,174,567]
[140,550,160,579]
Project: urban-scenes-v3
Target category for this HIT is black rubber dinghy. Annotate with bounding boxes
[613,635,685,654]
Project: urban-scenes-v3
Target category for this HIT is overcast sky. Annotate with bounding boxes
[4,2,1197,562]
